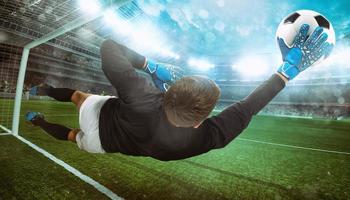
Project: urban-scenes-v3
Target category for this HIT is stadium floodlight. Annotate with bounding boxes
[103,10,132,35]
[103,10,118,26]
[78,0,101,15]
[188,58,215,70]
[131,30,180,59]
[103,12,180,59]
[321,45,350,69]
[157,48,180,60]
[130,23,181,59]
[232,55,270,78]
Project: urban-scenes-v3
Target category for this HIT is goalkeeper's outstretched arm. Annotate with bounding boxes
[207,73,286,148]
[207,25,332,148]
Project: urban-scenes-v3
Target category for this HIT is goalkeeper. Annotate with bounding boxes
[26,25,332,161]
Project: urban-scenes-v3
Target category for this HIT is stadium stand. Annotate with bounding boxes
[1,40,349,118]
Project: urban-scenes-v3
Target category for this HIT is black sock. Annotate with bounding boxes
[33,118,71,140]
[46,87,76,102]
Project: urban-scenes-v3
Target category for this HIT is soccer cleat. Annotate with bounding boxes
[25,111,44,126]
[29,83,51,96]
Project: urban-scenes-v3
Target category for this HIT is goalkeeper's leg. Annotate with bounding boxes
[25,111,79,142]
[100,39,147,71]
[29,84,91,110]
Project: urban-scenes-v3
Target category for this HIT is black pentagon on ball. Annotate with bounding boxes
[284,12,300,24]
[314,15,330,29]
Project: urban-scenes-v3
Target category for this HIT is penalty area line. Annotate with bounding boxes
[13,134,123,200]
[237,138,350,155]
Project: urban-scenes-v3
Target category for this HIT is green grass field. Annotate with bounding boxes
[1,100,350,199]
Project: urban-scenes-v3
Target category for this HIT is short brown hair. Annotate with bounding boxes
[163,76,220,127]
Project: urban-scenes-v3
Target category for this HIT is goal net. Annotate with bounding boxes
[0,43,21,134]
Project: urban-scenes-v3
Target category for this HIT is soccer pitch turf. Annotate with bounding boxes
[0,100,349,199]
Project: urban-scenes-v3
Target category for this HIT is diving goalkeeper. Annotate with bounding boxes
[26,24,332,161]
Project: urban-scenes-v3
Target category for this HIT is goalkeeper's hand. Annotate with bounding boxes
[144,59,183,92]
[277,24,334,80]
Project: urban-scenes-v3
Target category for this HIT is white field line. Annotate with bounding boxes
[237,138,350,155]
[262,114,313,119]
[0,124,11,135]
[13,134,123,200]
[212,110,313,119]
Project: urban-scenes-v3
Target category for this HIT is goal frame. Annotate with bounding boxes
[7,0,130,135]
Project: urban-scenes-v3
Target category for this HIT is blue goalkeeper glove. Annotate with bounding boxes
[144,59,183,92]
[277,24,334,80]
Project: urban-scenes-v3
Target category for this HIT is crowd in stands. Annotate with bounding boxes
[32,44,100,70]
[24,71,115,96]
[216,101,350,119]
[216,83,350,118]
[219,83,350,104]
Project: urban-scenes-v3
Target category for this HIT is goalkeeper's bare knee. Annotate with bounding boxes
[71,91,91,110]
[68,128,80,142]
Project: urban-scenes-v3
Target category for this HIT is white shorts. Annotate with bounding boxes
[76,95,116,153]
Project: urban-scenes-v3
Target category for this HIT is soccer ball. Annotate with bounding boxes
[276,10,335,65]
